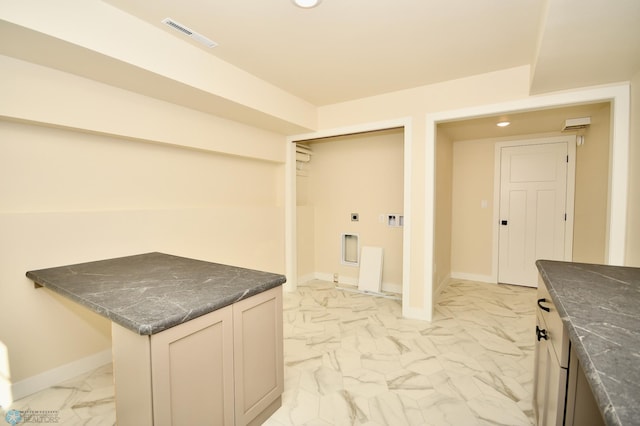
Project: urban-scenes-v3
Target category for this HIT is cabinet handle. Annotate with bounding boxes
[536,325,548,341]
[537,298,551,312]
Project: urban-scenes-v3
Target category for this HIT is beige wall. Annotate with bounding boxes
[303,130,404,287]
[434,130,453,293]
[0,59,286,392]
[296,163,316,279]
[448,106,611,278]
[627,71,640,266]
[318,66,532,311]
[573,104,611,263]
[0,56,286,163]
[296,206,315,279]
[450,138,497,279]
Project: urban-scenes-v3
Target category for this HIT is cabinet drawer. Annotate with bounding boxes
[537,275,569,368]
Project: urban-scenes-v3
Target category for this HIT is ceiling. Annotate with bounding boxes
[102,0,640,106]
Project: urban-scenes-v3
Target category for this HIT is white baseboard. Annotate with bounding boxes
[450,272,496,284]
[302,272,401,295]
[11,349,112,402]
[301,272,334,284]
[381,282,402,294]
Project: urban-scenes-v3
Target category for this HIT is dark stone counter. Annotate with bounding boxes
[536,260,640,426]
[26,252,286,335]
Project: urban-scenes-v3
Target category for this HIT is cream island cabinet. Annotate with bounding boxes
[533,274,603,426]
[534,260,640,426]
[26,252,286,426]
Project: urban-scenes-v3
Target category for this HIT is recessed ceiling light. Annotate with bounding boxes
[293,0,322,8]
[496,121,510,127]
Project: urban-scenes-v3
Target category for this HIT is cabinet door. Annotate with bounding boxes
[151,305,234,426]
[544,342,566,426]
[233,286,284,426]
[533,312,567,426]
[537,276,569,367]
[533,314,548,424]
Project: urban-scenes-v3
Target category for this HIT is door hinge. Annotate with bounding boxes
[564,213,567,221]
[566,155,569,163]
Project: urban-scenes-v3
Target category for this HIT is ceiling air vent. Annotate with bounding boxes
[161,18,218,48]
[561,117,591,131]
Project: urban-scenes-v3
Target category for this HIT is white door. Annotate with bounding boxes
[498,142,568,287]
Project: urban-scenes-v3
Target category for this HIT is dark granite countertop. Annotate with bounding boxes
[536,260,640,426]
[26,252,286,335]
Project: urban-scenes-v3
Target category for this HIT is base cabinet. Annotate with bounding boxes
[533,310,567,426]
[564,345,605,426]
[233,286,284,426]
[533,276,604,426]
[113,286,283,426]
[151,305,235,425]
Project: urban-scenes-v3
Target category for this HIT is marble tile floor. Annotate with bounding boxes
[6,279,536,425]
[5,363,115,425]
[265,279,536,426]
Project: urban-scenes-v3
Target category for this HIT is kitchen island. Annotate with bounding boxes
[26,252,286,426]
[535,260,640,426]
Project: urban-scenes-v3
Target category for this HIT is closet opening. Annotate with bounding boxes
[285,119,412,314]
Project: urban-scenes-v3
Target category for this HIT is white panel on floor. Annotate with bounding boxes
[358,246,383,293]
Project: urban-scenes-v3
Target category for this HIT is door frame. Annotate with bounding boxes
[425,83,629,320]
[492,136,577,284]
[284,117,413,315]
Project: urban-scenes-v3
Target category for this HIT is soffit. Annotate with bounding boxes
[530,0,640,94]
